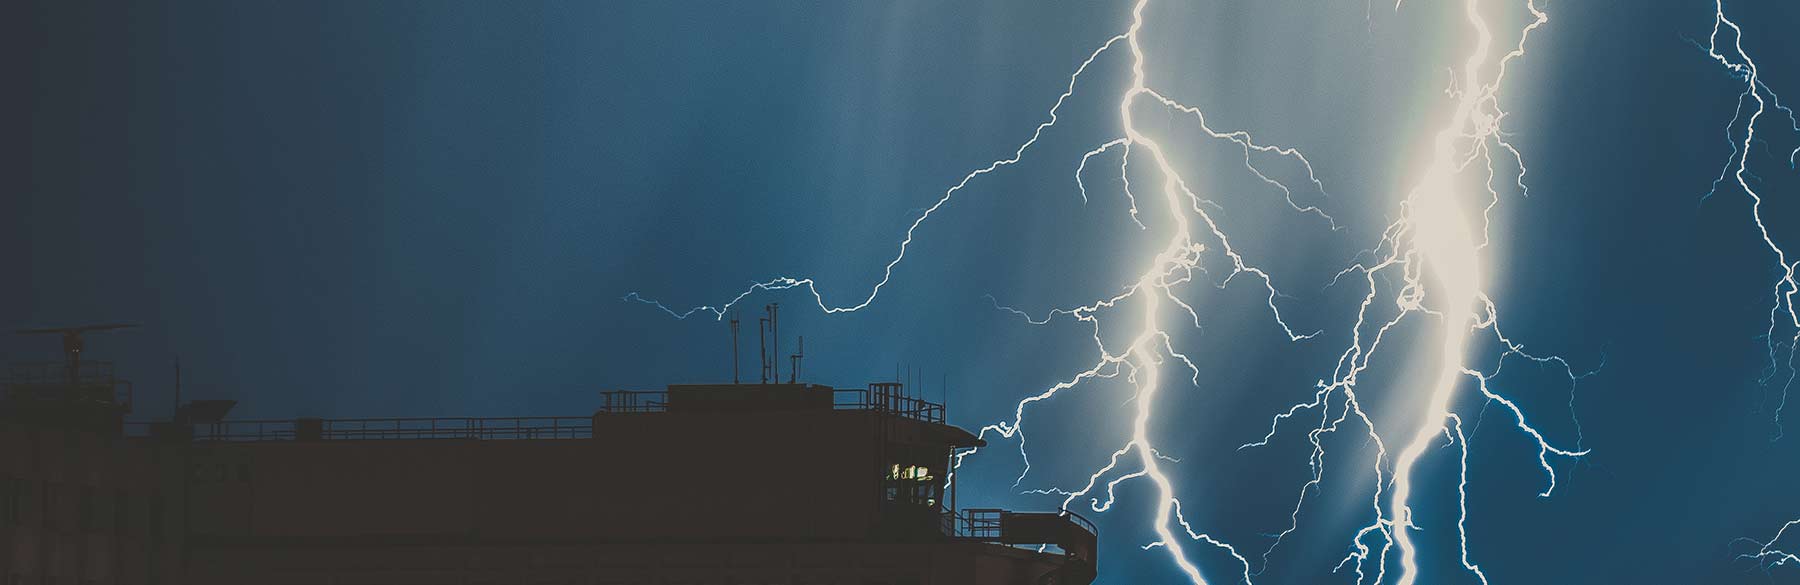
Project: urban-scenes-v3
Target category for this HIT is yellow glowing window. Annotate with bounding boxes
[888,465,937,482]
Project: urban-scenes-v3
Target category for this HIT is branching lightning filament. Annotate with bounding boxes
[1703,1,1800,570]
[1735,518,1800,574]
[631,1,1594,582]
[1700,0,1800,442]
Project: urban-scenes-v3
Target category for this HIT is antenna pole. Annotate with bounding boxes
[788,336,804,384]
[768,303,780,383]
[729,312,741,384]
[758,316,770,384]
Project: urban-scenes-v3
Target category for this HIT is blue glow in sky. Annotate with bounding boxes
[8,1,1800,582]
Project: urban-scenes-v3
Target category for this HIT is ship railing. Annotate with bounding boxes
[949,508,1098,564]
[4,360,116,386]
[123,416,592,441]
[595,387,945,424]
[2,361,131,412]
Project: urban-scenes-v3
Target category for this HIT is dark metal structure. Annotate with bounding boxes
[4,324,137,430]
[13,324,137,387]
[1,343,1097,585]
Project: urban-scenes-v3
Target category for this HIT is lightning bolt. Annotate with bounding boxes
[1244,3,1594,584]
[632,0,1593,582]
[1735,517,1800,574]
[1700,1,1800,570]
[622,31,1133,322]
[1700,0,1800,442]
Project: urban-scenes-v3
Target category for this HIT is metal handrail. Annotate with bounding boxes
[1058,510,1098,535]
[958,508,1005,539]
[122,416,592,442]
[837,387,946,424]
[5,360,116,385]
[598,391,667,413]
[596,387,947,424]
[947,508,1098,542]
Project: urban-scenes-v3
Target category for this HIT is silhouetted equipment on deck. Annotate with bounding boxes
[4,323,137,426]
[179,399,238,423]
[735,305,806,386]
[789,335,805,383]
[173,399,241,440]
[758,302,781,383]
[1002,511,1099,564]
[728,311,742,384]
[14,322,137,386]
[963,510,1100,584]
[758,311,769,383]
[4,342,1095,584]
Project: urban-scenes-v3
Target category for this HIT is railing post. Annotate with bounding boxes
[295,417,324,441]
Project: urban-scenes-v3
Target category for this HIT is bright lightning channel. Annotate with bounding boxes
[1702,1,1800,570]
[1735,518,1800,574]
[631,0,1592,582]
[1700,0,1800,441]
[1244,2,1591,584]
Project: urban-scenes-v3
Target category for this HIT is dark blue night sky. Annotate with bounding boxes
[9,1,1800,583]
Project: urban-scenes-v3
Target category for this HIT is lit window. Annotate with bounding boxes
[897,466,933,481]
[888,464,936,483]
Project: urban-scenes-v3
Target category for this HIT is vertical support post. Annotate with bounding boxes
[758,316,770,384]
[788,336,804,384]
[729,313,741,384]
[949,449,959,532]
[768,303,780,383]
